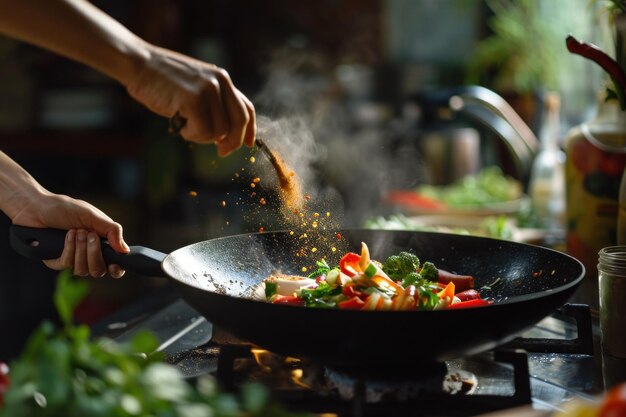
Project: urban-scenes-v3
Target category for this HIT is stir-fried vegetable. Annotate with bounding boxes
[262,242,491,311]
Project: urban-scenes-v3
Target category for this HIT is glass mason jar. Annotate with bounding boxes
[598,246,626,358]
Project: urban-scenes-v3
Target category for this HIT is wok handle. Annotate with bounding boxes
[9,225,167,277]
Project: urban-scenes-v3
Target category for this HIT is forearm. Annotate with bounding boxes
[0,151,49,222]
[0,0,149,86]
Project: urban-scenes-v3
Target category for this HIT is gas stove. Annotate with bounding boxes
[93,284,623,416]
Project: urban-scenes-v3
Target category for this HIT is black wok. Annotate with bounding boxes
[10,226,584,367]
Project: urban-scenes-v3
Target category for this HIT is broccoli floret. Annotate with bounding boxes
[401,271,422,288]
[383,251,420,281]
[419,261,438,282]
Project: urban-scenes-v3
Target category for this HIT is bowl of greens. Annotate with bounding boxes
[386,166,526,216]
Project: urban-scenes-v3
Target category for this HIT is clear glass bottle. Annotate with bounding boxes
[598,246,626,358]
[528,92,565,234]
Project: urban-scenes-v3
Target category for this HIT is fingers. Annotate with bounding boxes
[108,264,125,279]
[43,229,126,279]
[241,93,257,148]
[179,68,256,155]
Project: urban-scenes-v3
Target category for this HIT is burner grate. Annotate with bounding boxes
[209,345,532,417]
[505,303,594,354]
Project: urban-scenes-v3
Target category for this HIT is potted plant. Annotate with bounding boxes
[465,0,560,127]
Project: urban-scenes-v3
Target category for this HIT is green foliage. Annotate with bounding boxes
[1,272,309,417]
[605,0,626,13]
[53,270,88,328]
[416,166,522,207]
[465,0,559,93]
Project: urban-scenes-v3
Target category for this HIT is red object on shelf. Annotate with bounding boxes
[385,190,446,210]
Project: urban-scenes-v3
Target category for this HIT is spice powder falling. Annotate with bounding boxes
[256,139,304,213]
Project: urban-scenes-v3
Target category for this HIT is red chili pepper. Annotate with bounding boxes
[447,298,492,309]
[339,252,361,277]
[0,362,9,408]
[566,35,626,97]
[271,295,303,306]
[338,296,366,310]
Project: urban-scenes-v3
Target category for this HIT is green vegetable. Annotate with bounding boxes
[300,282,342,308]
[382,252,420,281]
[265,281,278,298]
[419,261,438,282]
[401,272,422,288]
[325,269,339,285]
[0,270,309,417]
[416,166,521,207]
[307,259,331,279]
[364,263,377,278]
[417,286,440,310]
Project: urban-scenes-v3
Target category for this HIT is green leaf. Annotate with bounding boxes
[129,330,160,356]
[53,269,89,327]
[241,383,269,414]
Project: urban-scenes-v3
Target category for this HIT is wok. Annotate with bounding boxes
[10,226,584,367]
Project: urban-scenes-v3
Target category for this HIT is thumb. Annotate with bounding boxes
[85,213,130,254]
[105,225,130,254]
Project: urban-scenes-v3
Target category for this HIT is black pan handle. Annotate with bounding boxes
[9,225,167,277]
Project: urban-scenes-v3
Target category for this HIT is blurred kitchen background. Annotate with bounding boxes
[0,0,613,357]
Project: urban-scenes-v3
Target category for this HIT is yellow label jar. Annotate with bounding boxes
[564,99,626,310]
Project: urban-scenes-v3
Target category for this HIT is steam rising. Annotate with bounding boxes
[251,45,428,228]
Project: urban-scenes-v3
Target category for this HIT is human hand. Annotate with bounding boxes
[11,192,129,278]
[126,45,256,157]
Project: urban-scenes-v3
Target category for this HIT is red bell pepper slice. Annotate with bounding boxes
[447,298,491,309]
[338,296,366,310]
[271,295,303,306]
[342,283,367,300]
[339,252,361,277]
